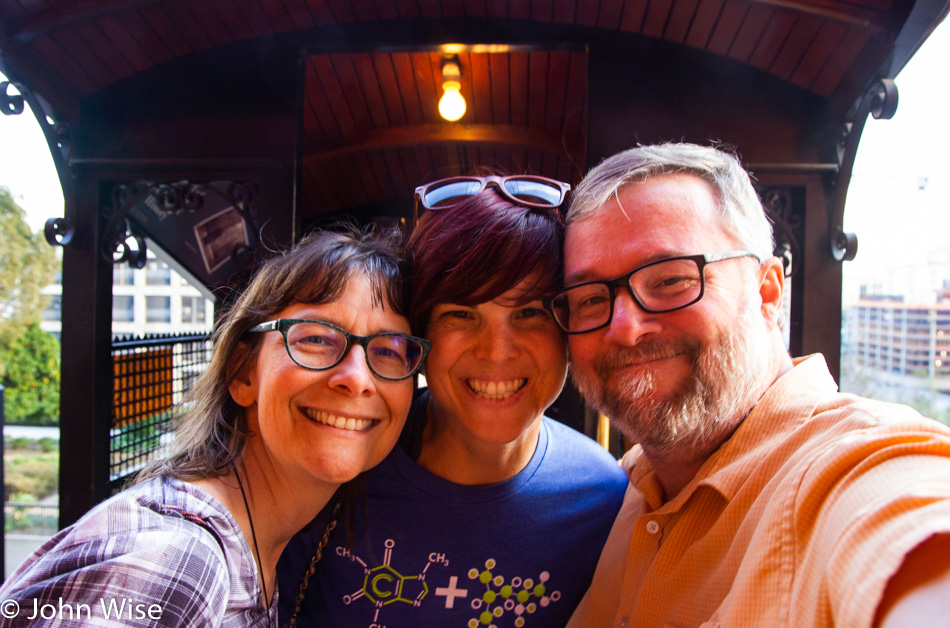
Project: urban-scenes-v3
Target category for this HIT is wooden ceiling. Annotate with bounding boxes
[1,0,910,102]
[1,0,945,229]
[300,48,587,215]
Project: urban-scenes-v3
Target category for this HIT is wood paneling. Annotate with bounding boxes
[3,0,903,99]
[0,0,920,220]
[299,47,588,215]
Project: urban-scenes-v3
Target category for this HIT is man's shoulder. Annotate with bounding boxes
[782,376,950,435]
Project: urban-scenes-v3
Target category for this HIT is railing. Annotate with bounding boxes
[109,332,212,491]
[4,503,58,536]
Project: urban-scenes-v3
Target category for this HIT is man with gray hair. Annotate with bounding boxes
[544,143,950,627]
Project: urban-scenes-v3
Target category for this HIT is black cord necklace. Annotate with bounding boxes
[233,464,272,619]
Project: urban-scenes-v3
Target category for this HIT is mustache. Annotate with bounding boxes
[595,338,700,370]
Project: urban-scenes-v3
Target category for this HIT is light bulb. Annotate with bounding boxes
[439,81,466,121]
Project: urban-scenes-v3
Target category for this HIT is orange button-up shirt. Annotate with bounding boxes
[568,354,950,628]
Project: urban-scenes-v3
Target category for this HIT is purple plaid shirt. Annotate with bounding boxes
[0,476,275,627]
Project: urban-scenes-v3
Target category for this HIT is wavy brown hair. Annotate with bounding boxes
[138,224,408,483]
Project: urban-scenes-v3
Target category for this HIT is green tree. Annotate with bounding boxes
[1,323,60,425]
[0,186,58,349]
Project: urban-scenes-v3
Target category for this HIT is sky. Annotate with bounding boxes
[1,19,949,293]
[842,19,950,284]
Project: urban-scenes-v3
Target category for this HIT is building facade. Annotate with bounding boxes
[41,254,214,339]
[848,299,950,379]
[843,296,950,417]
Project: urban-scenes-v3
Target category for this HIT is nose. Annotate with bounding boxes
[602,289,661,347]
[473,320,519,362]
[327,345,377,396]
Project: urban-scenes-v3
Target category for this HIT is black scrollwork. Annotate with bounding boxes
[2,80,75,236]
[830,78,899,262]
[101,180,258,269]
[152,182,206,214]
[0,81,25,115]
[107,219,148,269]
[758,185,803,278]
[44,217,75,247]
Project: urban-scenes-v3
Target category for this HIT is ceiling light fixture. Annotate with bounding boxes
[438,55,466,122]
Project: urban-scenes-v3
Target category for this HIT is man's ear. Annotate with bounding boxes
[228,347,258,408]
[757,256,786,331]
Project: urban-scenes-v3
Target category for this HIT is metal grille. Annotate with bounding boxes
[5,503,58,536]
[110,333,212,489]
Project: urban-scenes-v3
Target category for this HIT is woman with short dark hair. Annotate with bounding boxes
[0,227,428,627]
[280,176,628,627]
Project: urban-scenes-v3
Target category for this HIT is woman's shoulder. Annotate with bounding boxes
[541,418,628,482]
[66,476,238,553]
[0,477,238,625]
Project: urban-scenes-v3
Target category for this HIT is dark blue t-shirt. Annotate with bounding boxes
[278,395,628,628]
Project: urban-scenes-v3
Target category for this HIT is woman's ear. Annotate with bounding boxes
[228,346,258,408]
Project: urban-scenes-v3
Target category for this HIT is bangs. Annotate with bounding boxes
[291,263,402,315]
[409,198,562,333]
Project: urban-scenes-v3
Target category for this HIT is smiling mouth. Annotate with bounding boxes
[304,409,375,431]
[465,378,527,401]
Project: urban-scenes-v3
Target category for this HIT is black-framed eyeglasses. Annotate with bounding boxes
[247,319,431,381]
[545,250,759,334]
[413,175,570,226]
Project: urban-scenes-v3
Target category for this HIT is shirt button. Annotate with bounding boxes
[619,618,630,628]
[645,520,661,535]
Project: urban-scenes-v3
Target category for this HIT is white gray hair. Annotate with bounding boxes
[568,143,774,262]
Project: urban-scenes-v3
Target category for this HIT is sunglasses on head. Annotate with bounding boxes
[413,175,571,226]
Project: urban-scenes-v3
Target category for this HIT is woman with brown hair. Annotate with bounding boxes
[0,226,429,627]
[280,176,628,627]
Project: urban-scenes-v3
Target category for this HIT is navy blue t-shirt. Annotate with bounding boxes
[278,395,628,628]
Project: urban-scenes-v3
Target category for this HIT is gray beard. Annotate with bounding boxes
[572,308,772,460]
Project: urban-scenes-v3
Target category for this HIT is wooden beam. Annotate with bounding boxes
[738,0,893,34]
[302,123,585,161]
[7,0,161,42]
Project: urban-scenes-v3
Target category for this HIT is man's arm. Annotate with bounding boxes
[875,533,950,627]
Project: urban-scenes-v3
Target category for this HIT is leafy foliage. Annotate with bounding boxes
[1,323,60,424]
[0,186,60,424]
[4,452,59,500]
[0,186,58,348]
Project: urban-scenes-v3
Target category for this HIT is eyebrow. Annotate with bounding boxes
[563,269,599,286]
[564,250,694,286]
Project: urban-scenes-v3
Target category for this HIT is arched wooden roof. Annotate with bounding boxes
[0,0,925,106]
[3,0,948,527]
[2,0,947,232]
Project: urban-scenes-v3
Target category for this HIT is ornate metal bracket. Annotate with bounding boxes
[760,186,802,278]
[44,217,75,247]
[830,78,899,262]
[1,80,74,234]
[100,180,259,269]
[1,81,25,115]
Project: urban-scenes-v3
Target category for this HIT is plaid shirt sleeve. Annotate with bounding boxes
[0,477,267,627]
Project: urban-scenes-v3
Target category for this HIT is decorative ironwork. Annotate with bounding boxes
[830,78,899,262]
[0,81,25,115]
[2,80,75,238]
[100,180,259,269]
[44,216,75,246]
[758,185,803,278]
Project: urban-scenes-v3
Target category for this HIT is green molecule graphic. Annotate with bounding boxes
[465,559,561,628]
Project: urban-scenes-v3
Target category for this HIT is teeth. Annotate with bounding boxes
[466,378,527,400]
[305,409,373,431]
